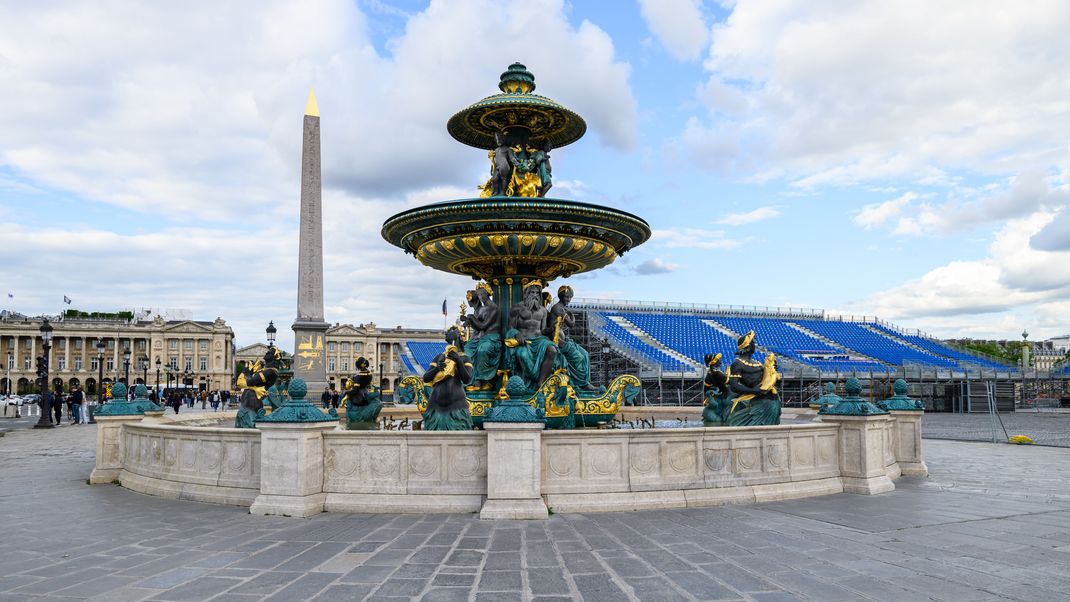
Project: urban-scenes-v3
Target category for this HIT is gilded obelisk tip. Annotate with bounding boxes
[305,88,319,117]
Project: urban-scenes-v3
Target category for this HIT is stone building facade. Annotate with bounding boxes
[0,312,234,395]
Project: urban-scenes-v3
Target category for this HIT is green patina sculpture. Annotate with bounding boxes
[383,63,650,428]
[265,385,284,413]
[234,393,264,428]
[234,345,282,428]
[94,383,162,416]
[256,377,336,423]
[422,327,475,430]
[815,382,842,410]
[342,357,382,430]
[726,331,782,426]
[878,379,924,411]
[702,353,731,426]
[820,377,888,415]
[461,282,502,391]
[548,285,595,391]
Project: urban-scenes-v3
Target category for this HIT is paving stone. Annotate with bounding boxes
[477,569,522,592]
[152,577,242,600]
[409,546,451,564]
[312,584,376,601]
[420,587,471,602]
[374,577,428,597]
[483,550,522,570]
[625,576,692,601]
[274,541,350,571]
[133,566,214,590]
[527,567,572,596]
[340,563,397,583]
[263,571,340,601]
[444,549,484,567]
[227,570,302,596]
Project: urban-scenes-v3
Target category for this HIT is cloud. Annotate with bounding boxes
[853,192,915,229]
[633,258,678,275]
[637,0,709,61]
[651,228,743,249]
[715,206,781,225]
[680,1,1070,185]
[0,0,637,221]
[1031,208,1070,251]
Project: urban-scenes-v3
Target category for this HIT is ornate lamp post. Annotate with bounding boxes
[155,357,161,394]
[5,350,11,396]
[141,356,148,385]
[266,321,277,348]
[379,361,384,397]
[122,346,131,389]
[34,318,54,429]
[96,341,105,402]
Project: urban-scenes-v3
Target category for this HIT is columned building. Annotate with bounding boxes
[0,312,234,395]
[322,322,442,393]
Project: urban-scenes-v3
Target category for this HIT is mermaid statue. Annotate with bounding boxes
[421,326,474,430]
[461,281,502,391]
[234,346,280,428]
[725,331,782,426]
[342,357,382,429]
[702,353,731,426]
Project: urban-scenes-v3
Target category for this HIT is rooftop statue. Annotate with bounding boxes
[726,331,782,426]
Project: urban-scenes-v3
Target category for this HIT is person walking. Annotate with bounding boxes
[70,386,83,425]
[321,387,331,409]
[330,390,340,410]
[51,390,63,425]
[200,390,207,410]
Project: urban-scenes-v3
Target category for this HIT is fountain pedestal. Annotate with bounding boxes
[480,422,548,519]
[250,421,335,517]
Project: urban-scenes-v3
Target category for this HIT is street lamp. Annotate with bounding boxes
[5,350,11,396]
[155,357,161,394]
[379,361,384,397]
[601,338,611,387]
[141,356,148,386]
[266,321,277,347]
[122,346,131,393]
[34,318,54,429]
[96,340,105,403]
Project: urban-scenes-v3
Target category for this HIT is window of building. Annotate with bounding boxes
[138,340,146,350]
[57,339,66,349]
[169,340,177,350]
[199,358,207,371]
[185,359,192,371]
[91,357,99,370]
[170,357,178,369]
[353,342,362,352]
[328,342,337,352]
[108,340,114,349]
[24,339,31,349]
[341,359,349,371]
[75,357,83,371]
[328,358,336,371]
[23,358,31,369]
[107,359,115,371]
[75,339,83,350]
[341,342,349,352]
[184,340,193,351]
[6,356,13,369]
[200,341,207,352]
[58,357,66,370]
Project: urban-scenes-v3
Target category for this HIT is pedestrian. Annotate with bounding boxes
[171,392,181,414]
[210,390,219,411]
[70,386,83,425]
[330,390,340,410]
[52,390,62,424]
[65,391,73,421]
[200,390,207,410]
[321,387,331,409]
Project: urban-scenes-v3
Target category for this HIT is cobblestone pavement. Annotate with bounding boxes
[922,411,1070,447]
[2,416,1070,601]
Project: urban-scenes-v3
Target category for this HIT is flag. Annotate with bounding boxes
[441,299,447,316]
[6,293,11,299]
[63,295,72,305]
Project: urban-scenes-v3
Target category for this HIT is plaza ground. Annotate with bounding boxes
[1,412,1069,601]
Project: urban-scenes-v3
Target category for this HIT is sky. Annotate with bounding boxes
[2,0,1069,350]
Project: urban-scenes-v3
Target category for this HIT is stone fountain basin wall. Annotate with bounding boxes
[119,423,261,506]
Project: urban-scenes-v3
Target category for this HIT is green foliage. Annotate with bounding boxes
[959,340,1026,365]
[62,309,135,321]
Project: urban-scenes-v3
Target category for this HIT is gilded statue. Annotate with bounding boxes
[478,131,549,198]
[460,282,502,391]
[422,327,475,430]
[342,357,382,429]
[701,353,730,426]
[546,285,596,390]
[504,280,559,390]
[725,331,782,426]
[234,346,280,428]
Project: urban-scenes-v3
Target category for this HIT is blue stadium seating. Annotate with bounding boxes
[790,320,958,368]
[406,342,445,372]
[400,355,418,375]
[617,313,763,367]
[601,319,690,372]
[867,324,1011,370]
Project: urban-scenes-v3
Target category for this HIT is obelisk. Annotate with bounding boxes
[292,89,329,392]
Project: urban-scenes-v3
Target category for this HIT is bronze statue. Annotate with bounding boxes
[701,353,730,426]
[504,280,558,389]
[342,357,382,429]
[546,285,595,390]
[725,331,782,426]
[460,281,502,391]
[531,140,552,197]
[491,132,518,196]
[422,326,474,430]
[234,346,280,428]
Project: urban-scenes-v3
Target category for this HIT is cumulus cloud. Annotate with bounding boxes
[633,258,678,275]
[651,228,743,249]
[715,206,780,225]
[637,0,709,61]
[1031,208,1070,251]
[681,1,1070,185]
[853,192,915,229]
[0,0,637,222]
